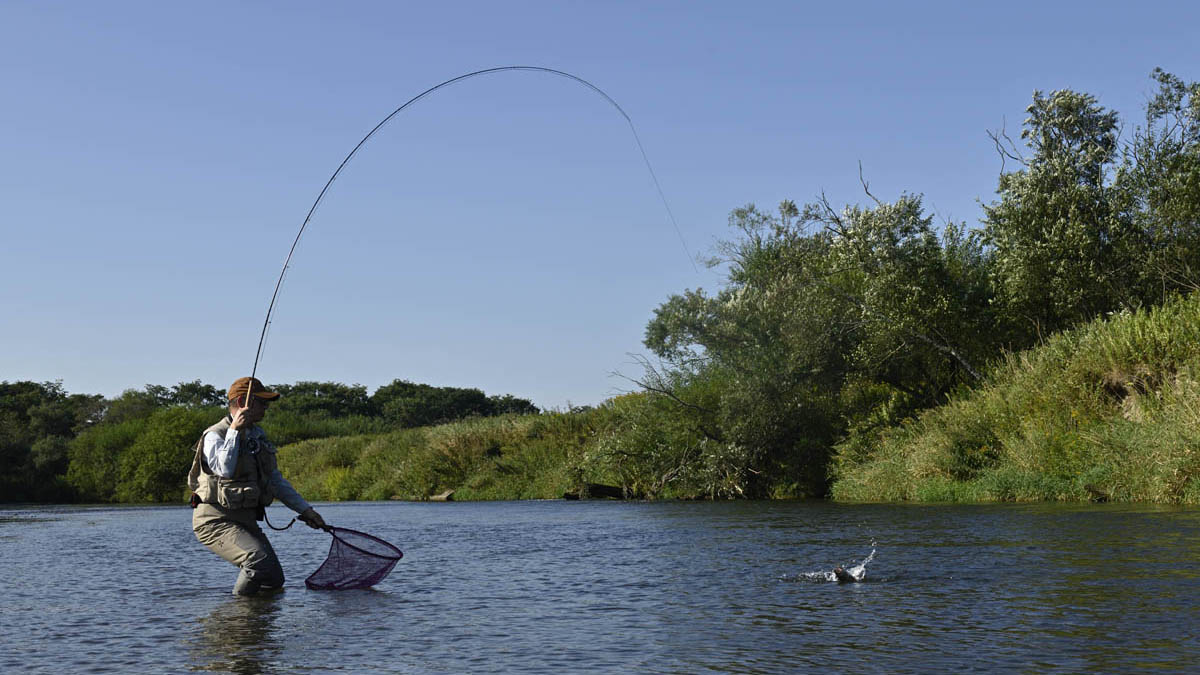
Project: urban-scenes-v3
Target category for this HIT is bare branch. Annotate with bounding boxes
[613,358,718,415]
[859,161,883,206]
[987,116,1027,173]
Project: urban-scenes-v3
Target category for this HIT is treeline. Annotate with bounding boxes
[9,70,1200,505]
[594,69,1200,499]
[0,379,536,503]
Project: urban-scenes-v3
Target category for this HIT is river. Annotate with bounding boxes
[2,500,1198,673]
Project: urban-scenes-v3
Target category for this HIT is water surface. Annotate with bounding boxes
[2,501,1198,673]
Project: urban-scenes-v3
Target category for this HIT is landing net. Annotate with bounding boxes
[305,527,403,590]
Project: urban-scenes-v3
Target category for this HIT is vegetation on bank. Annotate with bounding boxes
[618,69,1200,500]
[0,379,537,503]
[831,293,1200,503]
[5,69,1200,505]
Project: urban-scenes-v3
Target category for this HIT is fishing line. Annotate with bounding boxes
[251,65,694,378]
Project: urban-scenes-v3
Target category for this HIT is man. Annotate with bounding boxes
[188,376,326,596]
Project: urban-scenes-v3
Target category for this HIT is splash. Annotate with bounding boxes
[783,543,876,583]
[841,544,876,581]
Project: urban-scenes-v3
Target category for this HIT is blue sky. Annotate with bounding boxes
[3,1,1199,408]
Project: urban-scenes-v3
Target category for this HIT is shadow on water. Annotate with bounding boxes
[189,595,283,675]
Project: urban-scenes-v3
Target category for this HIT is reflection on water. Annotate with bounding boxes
[1,501,1198,673]
[191,596,282,675]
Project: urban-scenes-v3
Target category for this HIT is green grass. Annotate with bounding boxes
[831,292,1200,503]
[276,411,606,501]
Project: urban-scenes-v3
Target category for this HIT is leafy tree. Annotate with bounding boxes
[0,381,102,501]
[270,381,372,418]
[1123,68,1200,297]
[114,406,213,503]
[642,191,998,496]
[487,394,539,416]
[983,89,1137,341]
[103,388,164,424]
[372,380,493,427]
[67,418,149,502]
[167,380,225,408]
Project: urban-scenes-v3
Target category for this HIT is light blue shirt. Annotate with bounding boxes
[203,422,311,514]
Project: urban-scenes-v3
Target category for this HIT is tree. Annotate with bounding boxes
[641,192,998,496]
[372,380,493,427]
[1123,69,1200,297]
[487,394,539,416]
[983,89,1136,342]
[0,381,102,501]
[114,406,212,503]
[270,381,372,418]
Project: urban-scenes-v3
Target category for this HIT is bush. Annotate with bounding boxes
[114,407,216,503]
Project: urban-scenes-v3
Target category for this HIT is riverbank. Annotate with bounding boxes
[277,293,1200,505]
[276,411,600,501]
[830,292,1200,503]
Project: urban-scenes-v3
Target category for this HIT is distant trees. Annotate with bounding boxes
[0,377,539,503]
[271,381,373,418]
[371,380,538,427]
[12,69,1200,505]
[0,381,103,501]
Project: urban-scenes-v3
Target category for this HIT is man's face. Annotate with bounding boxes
[236,395,270,424]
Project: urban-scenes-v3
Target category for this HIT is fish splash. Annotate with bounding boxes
[784,543,876,583]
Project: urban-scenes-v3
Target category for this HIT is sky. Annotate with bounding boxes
[3,1,1199,409]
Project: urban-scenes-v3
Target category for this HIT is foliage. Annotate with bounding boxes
[0,381,103,501]
[270,381,373,418]
[983,89,1137,341]
[113,406,217,503]
[277,411,605,502]
[831,292,1200,503]
[1122,69,1200,297]
[641,190,995,496]
[371,379,537,427]
[67,417,149,502]
[13,69,1200,505]
[4,373,541,503]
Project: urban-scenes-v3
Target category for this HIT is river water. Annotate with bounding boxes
[2,500,1198,673]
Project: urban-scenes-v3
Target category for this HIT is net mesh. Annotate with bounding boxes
[305,527,403,590]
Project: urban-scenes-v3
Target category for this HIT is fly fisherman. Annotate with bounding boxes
[188,376,326,595]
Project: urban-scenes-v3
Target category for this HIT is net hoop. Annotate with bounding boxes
[305,527,403,591]
[329,527,403,560]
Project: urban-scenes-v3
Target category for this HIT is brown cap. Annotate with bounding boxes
[227,376,281,402]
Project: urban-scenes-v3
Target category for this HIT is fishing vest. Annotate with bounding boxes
[187,417,277,511]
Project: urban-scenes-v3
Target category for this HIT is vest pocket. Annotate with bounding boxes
[217,482,262,510]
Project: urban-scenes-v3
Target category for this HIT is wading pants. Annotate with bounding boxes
[193,504,284,596]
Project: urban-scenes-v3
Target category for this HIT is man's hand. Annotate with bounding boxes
[299,508,327,530]
[229,401,251,430]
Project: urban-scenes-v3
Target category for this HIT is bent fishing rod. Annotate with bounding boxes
[249,65,692,379]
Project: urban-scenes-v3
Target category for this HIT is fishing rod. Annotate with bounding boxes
[250,65,693,378]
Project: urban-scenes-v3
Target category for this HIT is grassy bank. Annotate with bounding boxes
[276,411,612,501]
[831,292,1200,503]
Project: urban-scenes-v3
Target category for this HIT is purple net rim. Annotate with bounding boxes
[328,527,403,561]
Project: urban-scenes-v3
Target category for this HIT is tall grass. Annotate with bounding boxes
[831,292,1200,503]
[276,410,610,501]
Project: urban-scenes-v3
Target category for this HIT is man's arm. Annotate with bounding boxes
[266,467,313,514]
[202,428,240,479]
[268,469,326,528]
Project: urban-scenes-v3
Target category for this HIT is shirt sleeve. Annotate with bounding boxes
[268,468,312,514]
[203,427,241,479]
